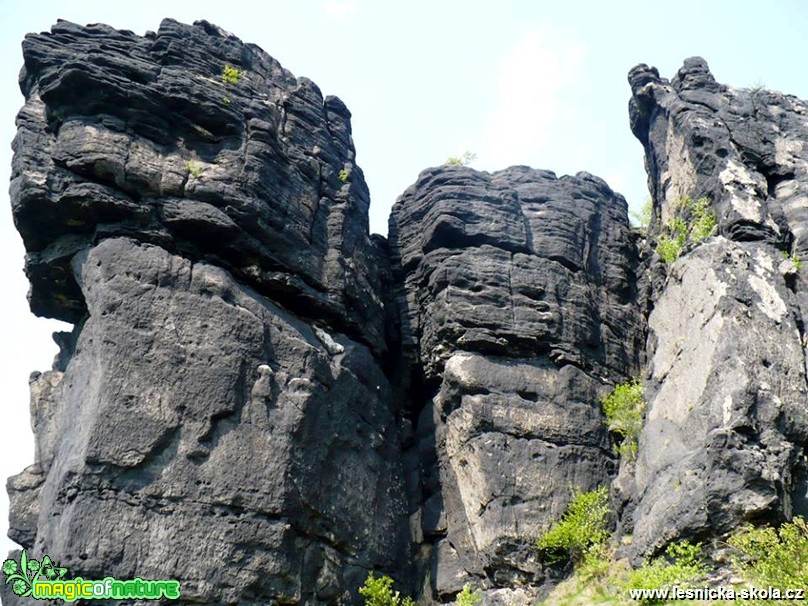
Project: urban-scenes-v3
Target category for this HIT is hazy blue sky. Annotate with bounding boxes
[2,0,808,557]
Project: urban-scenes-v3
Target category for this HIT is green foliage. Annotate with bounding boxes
[630,199,653,229]
[623,541,706,604]
[185,160,202,178]
[601,379,646,461]
[446,151,477,166]
[537,486,610,564]
[455,583,482,606]
[222,64,243,85]
[655,196,715,263]
[576,542,613,583]
[359,573,414,606]
[784,250,803,270]
[223,95,232,106]
[728,517,808,601]
[688,197,717,242]
[536,539,712,606]
[338,169,350,183]
[656,217,687,263]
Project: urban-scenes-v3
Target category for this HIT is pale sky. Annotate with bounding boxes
[2,0,808,557]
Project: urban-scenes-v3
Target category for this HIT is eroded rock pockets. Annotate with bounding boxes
[7,19,409,606]
[12,18,386,355]
[388,165,644,599]
[626,57,808,558]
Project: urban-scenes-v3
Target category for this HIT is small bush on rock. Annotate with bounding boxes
[222,64,243,85]
[185,160,202,178]
[655,196,715,263]
[688,196,716,242]
[359,573,414,606]
[630,198,653,229]
[601,379,646,461]
[784,250,803,270]
[445,151,477,166]
[455,583,482,606]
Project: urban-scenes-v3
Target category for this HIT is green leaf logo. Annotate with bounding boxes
[2,551,68,597]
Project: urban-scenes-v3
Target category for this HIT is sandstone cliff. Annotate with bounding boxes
[624,57,808,558]
[6,19,405,605]
[4,18,808,606]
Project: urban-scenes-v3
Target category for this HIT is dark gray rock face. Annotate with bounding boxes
[17,17,808,605]
[629,56,808,250]
[7,19,407,606]
[390,166,643,382]
[389,166,644,600]
[8,238,408,605]
[626,58,808,557]
[12,18,385,354]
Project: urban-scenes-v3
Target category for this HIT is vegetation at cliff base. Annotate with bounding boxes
[537,486,610,564]
[728,517,808,602]
[359,574,483,606]
[601,379,646,460]
[359,573,415,606]
[623,540,706,604]
[539,516,808,605]
[455,583,482,606]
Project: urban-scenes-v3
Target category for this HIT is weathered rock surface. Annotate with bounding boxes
[12,17,808,606]
[7,237,408,605]
[12,18,386,354]
[6,19,407,606]
[626,58,808,557]
[390,166,643,382]
[389,166,644,599]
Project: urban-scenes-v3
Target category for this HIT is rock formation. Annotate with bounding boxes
[5,17,808,606]
[6,19,406,605]
[625,57,808,558]
[388,165,643,600]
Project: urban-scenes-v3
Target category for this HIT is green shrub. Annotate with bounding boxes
[455,583,482,606]
[537,486,610,564]
[728,517,808,601]
[654,197,715,263]
[688,197,716,242]
[359,573,414,606]
[623,541,705,604]
[185,160,202,178]
[223,95,232,106]
[338,169,349,183]
[656,216,687,263]
[222,64,243,85]
[446,151,477,166]
[601,379,646,461]
[576,542,613,583]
